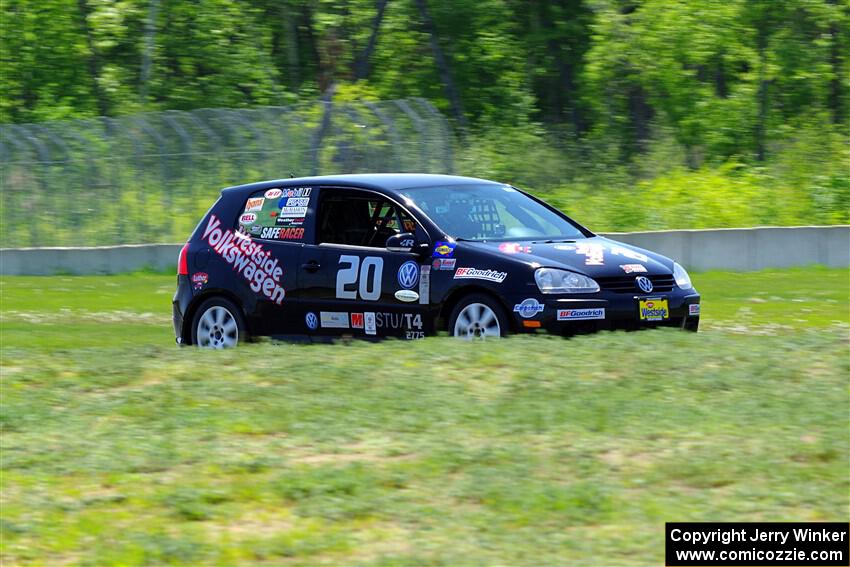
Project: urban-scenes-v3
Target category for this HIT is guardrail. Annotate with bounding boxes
[1,226,847,276]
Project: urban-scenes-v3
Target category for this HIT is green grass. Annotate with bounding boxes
[1,268,848,565]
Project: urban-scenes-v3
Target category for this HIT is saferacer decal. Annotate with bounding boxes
[202,214,285,304]
[259,227,304,240]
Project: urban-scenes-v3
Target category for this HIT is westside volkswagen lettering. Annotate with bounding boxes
[173,174,700,348]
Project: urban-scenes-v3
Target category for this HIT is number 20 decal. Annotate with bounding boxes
[336,255,383,301]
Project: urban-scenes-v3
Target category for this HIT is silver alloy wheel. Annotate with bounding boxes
[453,302,501,339]
[196,305,239,349]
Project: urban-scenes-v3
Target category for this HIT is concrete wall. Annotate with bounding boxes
[1,226,848,275]
[0,244,183,276]
[606,226,849,272]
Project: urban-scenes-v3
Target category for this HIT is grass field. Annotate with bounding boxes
[1,267,848,565]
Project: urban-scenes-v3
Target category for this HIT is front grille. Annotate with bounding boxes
[597,274,676,293]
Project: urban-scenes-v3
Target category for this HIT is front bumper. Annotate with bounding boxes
[510,290,701,334]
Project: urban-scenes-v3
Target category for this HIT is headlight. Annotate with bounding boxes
[534,268,600,294]
[673,262,692,290]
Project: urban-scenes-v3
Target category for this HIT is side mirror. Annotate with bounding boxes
[386,232,417,252]
[387,233,431,254]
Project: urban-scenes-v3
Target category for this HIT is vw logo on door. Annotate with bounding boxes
[635,276,653,294]
[397,261,419,289]
[305,312,318,330]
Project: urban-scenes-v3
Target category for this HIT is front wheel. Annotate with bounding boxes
[191,297,247,349]
[449,294,509,339]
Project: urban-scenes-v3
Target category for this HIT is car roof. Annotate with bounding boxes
[220,173,502,196]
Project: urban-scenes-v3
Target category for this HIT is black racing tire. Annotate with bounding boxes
[190,296,248,348]
[448,293,510,339]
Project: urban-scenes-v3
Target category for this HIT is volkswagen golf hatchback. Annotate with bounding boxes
[173,174,700,347]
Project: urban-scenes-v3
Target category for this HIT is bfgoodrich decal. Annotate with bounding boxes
[557,308,605,321]
[453,267,507,283]
[202,214,285,304]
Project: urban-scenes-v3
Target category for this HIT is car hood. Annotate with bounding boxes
[461,236,674,277]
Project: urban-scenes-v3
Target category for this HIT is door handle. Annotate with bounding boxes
[300,261,321,272]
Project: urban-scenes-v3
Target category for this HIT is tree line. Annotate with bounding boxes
[2,0,848,165]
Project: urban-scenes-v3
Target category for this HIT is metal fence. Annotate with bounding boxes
[0,98,453,247]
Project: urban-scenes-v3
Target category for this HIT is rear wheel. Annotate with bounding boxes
[191,297,246,349]
[449,294,509,339]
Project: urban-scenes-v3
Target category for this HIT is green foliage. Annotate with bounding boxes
[1,269,848,564]
[1,0,848,246]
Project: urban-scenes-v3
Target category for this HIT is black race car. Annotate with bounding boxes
[174,174,700,347]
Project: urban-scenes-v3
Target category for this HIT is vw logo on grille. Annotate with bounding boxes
[397,261,420,289]
[635,276,653,294]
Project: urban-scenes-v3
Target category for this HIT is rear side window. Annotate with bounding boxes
[237,187,313,242]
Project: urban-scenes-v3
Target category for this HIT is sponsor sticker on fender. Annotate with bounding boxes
[433,241,456,258]
[191,272,208,290]
[351,313,365,329]
[557,308,605,321]
[395,289,419,302]
[453,267,507,283]
[432,258,456,271]
[202,214,285,305]
[689,303,700,316]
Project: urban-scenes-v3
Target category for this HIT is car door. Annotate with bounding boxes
[234,185,314,336]
[297,187,432,339]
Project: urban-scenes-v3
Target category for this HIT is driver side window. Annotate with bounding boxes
[318,189,410,248]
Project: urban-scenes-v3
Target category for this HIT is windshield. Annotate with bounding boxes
[400,184,587,241]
